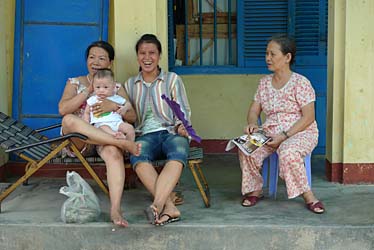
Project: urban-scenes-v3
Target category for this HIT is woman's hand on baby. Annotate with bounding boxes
[92,98,117,116]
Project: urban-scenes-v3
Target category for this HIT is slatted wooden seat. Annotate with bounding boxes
[1,111,210,208]
[0,112,108,212]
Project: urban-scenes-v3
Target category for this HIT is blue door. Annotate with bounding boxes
[295,67,327,155]
[13,0,109,137]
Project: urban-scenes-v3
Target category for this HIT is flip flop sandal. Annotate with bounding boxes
[306,201,325,214]
[156,214,181,226]
[144,205,158,224]
[241,195,264,207]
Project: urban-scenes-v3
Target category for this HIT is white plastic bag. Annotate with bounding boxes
[59,171,101,223]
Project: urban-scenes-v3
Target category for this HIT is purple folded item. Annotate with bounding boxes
[161,94,201,143]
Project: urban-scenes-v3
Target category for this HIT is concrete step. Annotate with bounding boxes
[1,223,373,250]
[0,154,373,250]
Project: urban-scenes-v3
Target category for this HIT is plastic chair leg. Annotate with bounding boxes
[262,157,269,188]
[268,153,279,199]
[305,154,312,187]
[265,153,312,199]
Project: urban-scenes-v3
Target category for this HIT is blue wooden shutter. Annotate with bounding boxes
[237,0,327,70]
[237,0,288,70]
[291,0,328,66]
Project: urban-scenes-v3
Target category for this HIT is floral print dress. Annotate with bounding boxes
[239,72,319,199]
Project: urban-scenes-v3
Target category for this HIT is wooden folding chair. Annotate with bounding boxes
[186,147,210,208]
[152,147,210,208]
[0,112,108,212]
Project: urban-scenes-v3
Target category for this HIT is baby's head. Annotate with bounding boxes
[92,68,116,98]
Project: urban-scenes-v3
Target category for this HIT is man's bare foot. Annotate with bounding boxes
[111,211,128,227]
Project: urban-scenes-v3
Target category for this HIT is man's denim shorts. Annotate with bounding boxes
[130,130,189,169]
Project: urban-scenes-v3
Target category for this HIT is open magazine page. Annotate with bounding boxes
[225,130,271,156]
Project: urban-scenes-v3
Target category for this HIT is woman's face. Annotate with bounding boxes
[265,41,291,72]
[137,42,160,75]
[86,47,112,76]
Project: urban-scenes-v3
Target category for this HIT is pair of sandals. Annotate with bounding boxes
[144,205,181,226]
[241,194,325,214]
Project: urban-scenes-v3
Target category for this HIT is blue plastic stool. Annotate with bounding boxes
[262,153,311,199]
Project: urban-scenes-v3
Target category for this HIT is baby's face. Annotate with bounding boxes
[93,77,115,98]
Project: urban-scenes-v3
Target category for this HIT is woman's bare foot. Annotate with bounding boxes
[144,204,159,224]
[242,190,263,207]
[111,210,129,227]
[302,191,324,214]
[155,203,180,225]
[130,143,142,156]
[119,141,142,156]
[302,190,318,204]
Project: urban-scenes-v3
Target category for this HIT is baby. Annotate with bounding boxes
[84,68,135,141]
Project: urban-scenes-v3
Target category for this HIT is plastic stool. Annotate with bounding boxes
[262,153,311,199]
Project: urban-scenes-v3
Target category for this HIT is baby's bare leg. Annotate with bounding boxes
[97,124,126,139]
[118,122,135,141]
[98,125,117,136]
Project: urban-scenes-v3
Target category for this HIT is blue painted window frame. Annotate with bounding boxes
[168,0,328,75]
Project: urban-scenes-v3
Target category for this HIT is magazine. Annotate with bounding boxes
[225,131,271,156]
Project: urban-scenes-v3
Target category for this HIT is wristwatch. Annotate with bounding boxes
[282,130,289,138]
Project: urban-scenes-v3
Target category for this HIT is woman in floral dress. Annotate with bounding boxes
[239,34,324,214]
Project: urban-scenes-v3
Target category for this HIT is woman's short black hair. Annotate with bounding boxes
[135,34,162,54]
[268,34,296,65]
[85,41,115,61]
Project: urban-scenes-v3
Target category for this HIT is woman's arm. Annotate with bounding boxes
[267,102,315,148]
[59,79,89,116]
[283,102,315,138]
[245,101,261,134]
